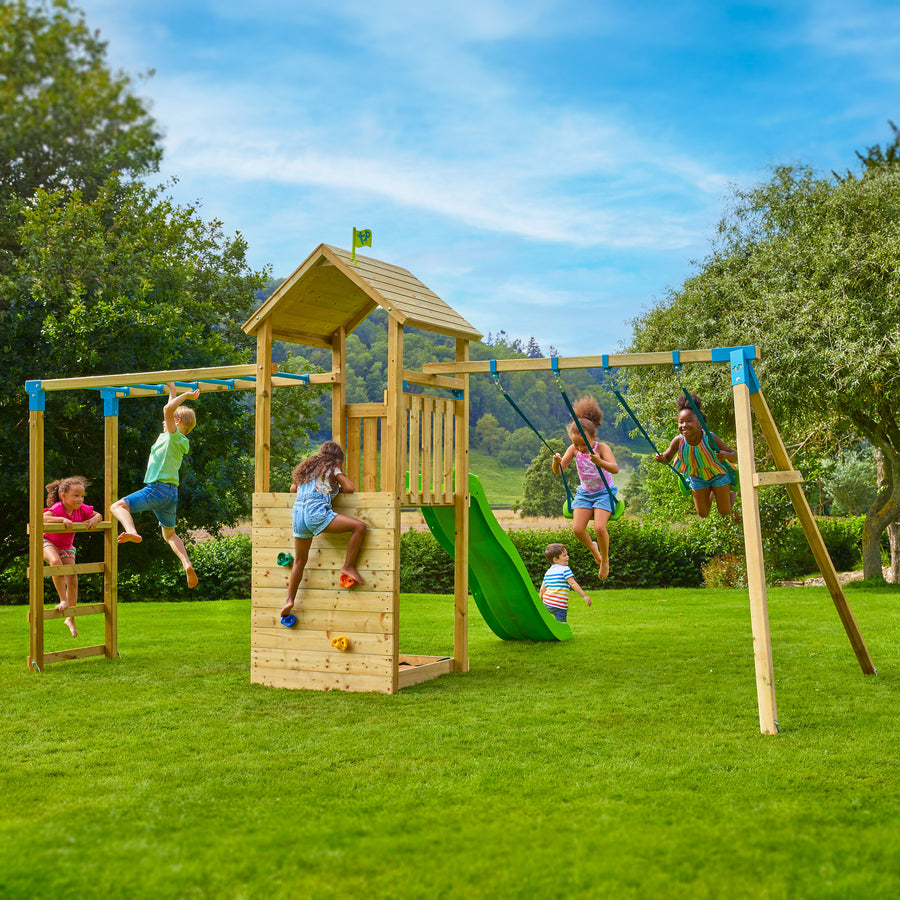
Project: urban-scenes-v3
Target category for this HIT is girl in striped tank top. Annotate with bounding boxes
[552,395,619,581]
[656,393,737,519]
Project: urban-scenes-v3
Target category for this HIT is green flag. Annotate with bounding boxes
[351,228,372,264]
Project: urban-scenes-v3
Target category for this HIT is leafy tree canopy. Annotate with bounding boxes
[627,127,900,577]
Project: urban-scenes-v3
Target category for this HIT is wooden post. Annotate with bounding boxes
[385,319,405,692]
[331,325,346,448]
[28,407,44,671]
[732,380,779,734]
[749,390,875,674]
[454,338,470,674]
[104,404,118,659]
[255,320,273,493]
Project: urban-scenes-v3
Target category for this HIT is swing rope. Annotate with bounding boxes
[601,356,692,494]
[672,352,737,485]
[550,358,623,519]
[489,361,577,514]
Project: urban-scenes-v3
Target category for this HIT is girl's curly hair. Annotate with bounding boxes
[291,441,345,490]
[45,476,90,507]
[567,395,603,441]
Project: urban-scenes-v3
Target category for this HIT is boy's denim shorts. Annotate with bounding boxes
[123,482,179,530]
[544,603,568,623]
[572,484,618,512]
[688,473,732,490]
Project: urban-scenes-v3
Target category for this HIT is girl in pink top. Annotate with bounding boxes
[552,395,619,581]
[43,476,102,637]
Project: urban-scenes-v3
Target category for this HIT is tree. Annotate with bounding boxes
[0,0,161,261]
[0,2,268,571]
[519,442,568,517]
[474,413,507,455]
[628,143,900,579]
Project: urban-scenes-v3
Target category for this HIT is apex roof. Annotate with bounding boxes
[242,243,483,348]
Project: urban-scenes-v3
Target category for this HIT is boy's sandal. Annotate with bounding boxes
[280,614,297,628]
[339,573,359,589]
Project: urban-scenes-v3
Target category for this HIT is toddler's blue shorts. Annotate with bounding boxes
[544,603,568,623]
[572,484,618,512]
[123,482,178,530]
[688,473,732,490]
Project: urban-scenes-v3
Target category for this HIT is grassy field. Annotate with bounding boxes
[2,586,899,899]
[467,450,633,509]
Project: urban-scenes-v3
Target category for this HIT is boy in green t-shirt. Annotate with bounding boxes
[111,382,201,588]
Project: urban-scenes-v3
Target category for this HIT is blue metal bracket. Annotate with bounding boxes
[489,360,498,376]
[451,389,464,399]
[550,357,560,377]
[672,350,682,371]
[729,348,760,394]
[100,388,119,417]
[26,380,44,412]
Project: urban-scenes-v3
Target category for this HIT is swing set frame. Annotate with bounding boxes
[424,343,876,735]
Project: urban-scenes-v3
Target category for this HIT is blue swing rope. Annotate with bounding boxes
[550,358,622,517]
[489,361,577,514]
[601,356,692,494]
[672,351,737,485]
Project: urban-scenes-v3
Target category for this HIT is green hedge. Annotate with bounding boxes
[0,535,251,605]
[399,515,867,593]
[0,517,869,606]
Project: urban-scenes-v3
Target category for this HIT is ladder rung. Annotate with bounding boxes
[42,645,107,665]
[41,603,107,621]
[32,562,106,578]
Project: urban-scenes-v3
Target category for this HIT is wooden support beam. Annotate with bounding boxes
[332,326,346,448]
[454,337,470,675]
[28,409,44,672]
[255,320,273,493]
[104,409,118,659]
[39,364,257,392]
[733,381,779,735]
[749,390,875,675]
[753,470,804,487]
[401,369,464,391]
[422,347,759,376]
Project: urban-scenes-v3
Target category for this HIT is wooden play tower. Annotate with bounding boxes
[242,244,482,693]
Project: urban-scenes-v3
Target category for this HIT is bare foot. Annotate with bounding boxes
[599,557,610,581]
[341,565,364,585]
[280,600,295,618]
[184,565,198,589]
[65,617,77,638]
[590,541,603,565]
[55,600,69,612]
[118,532,142,544]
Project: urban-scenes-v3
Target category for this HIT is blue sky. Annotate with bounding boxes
[76,0,900,355]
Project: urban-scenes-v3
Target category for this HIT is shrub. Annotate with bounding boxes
[702,554,747,589]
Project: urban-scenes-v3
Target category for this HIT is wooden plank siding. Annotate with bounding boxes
[251,491,403,693]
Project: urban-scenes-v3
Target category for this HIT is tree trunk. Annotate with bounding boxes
[863,450,900,581]
[890,522,900,584]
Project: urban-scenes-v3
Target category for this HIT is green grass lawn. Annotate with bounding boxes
[2,586,899,899]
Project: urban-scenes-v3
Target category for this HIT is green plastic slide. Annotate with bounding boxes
[421,473,572,641]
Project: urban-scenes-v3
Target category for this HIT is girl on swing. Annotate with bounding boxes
[552,395,619,581]
[656,392,737,518]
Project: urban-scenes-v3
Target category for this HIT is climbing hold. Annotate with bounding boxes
[276,552,293,567]
[331,635,350,652]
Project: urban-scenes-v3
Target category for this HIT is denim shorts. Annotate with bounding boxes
[572,484,618,512]
[123,482,179,530]
[544,603,568,623]
[688,473,732,490]
[292,499,337,539]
